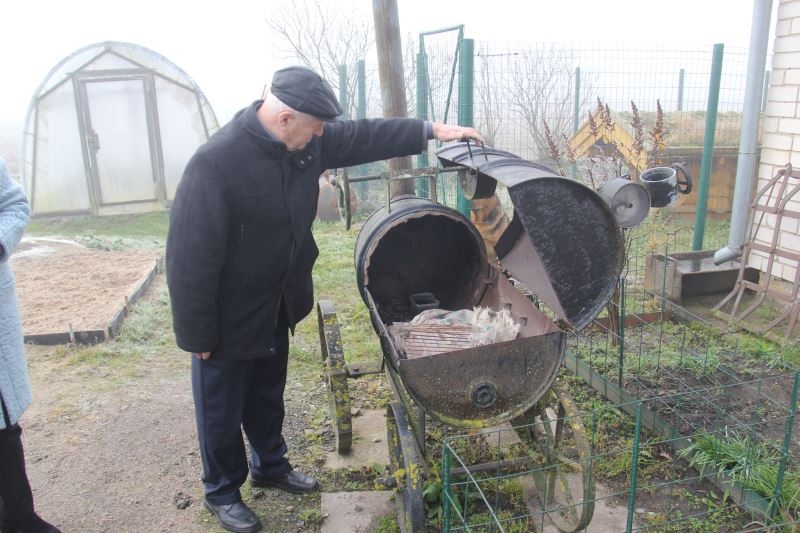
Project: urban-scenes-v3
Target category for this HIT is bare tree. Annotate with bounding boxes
[507,43,593,161]
[267,0,374,119]
[474,45,506,147]
[403,33,418,118]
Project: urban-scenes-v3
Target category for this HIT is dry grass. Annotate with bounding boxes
[616,110,748,147]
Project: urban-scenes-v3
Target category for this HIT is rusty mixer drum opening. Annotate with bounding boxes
[355,196,567,428]
[355,195,491,324]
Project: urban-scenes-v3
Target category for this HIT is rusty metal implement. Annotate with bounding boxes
[319,142,626,532]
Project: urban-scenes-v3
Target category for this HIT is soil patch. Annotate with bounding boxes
[12,238,159,335]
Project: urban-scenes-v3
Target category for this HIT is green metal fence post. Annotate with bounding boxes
[357,60,366,120]
[417,51,430,198]
[338,64,349,120]
[773,371,800,516]
[456,37,474,218]
[692,43,724,251]
[443,441,452,531]
[626,402,644,533]
[618,277,626,388]
[571,66,581,178]
[353,60,367,187]
[573,66,581,135]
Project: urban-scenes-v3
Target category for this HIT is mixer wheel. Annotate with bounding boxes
[317,300,352,453]
[386,402,425,533]
[520,386,595,532]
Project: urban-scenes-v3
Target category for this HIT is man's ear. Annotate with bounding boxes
[277,111,294,127]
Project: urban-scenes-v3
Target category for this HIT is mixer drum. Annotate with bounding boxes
[355,195,565,427]
[353,145,624,427]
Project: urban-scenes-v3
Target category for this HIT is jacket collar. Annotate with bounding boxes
[238,100,285,156]
[238,100,318,168]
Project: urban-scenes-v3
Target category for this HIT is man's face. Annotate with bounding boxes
[282,112,324,152]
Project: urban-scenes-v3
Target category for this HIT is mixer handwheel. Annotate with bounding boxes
[386,402,425,533]
[535,386,594,532]
[317,300,352,453]
[335,169,352,230]
[515,386,595,532]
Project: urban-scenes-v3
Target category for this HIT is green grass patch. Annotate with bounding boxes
[680,431,800,522]
[27,211,169,239]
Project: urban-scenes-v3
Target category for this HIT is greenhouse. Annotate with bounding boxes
[21,41,218,216]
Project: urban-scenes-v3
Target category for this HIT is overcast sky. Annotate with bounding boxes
[0,0,776,127]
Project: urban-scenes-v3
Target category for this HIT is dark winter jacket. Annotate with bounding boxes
[166,101,426,360]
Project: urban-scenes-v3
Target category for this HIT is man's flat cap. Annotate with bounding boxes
[271,66,343,122]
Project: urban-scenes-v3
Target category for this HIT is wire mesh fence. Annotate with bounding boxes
[348,40,753,257]
[415,39,753,157]
[441,324,800,532]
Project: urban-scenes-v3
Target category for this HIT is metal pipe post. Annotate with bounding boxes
[617,278,626,388]
[338,64,349,120]
[713,0,773,263]
[357,60,366,119]
[573,67,581,134]
[457,38,474,217]
[416,51,430,197]
[678,68,685,111]
[692,43,724,251]
[626,402,644,532]
[774,371,800,515]
[354,60,368,181]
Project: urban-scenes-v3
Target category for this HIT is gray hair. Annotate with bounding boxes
[263,91,315,122]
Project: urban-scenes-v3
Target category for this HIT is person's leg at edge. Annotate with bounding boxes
[0,398,60,533]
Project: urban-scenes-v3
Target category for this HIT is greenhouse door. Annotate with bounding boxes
[76,73,165,210]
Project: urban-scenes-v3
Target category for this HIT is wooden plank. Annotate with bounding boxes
[126,261,158,309]
[108,306,127,338]
[24,329,107,345]
[107,260,158,338]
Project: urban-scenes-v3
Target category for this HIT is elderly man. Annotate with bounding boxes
[166,65,481,533]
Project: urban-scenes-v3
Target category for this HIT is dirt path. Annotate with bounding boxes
[16,260,330,532]
[7,239,206,531]
[21,316,332,533]
[20,289,207,533]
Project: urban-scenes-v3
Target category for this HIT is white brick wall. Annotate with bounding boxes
[780,0,800,18]
[749,0,800,280]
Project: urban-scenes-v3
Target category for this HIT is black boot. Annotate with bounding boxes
[0,424,60,533]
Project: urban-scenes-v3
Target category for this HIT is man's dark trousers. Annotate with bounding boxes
[191,327,291,505]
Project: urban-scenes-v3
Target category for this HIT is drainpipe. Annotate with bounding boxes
[714,0,773,265]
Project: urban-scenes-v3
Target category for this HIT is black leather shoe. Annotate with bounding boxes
[203,499,261,533]
[12,514,61,533]
[250,470,319,494]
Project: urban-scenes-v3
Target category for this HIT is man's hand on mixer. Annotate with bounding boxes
[431,122,483,143]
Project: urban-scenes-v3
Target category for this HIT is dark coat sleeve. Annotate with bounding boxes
[320,118,426,170]
[166,151,230,353]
